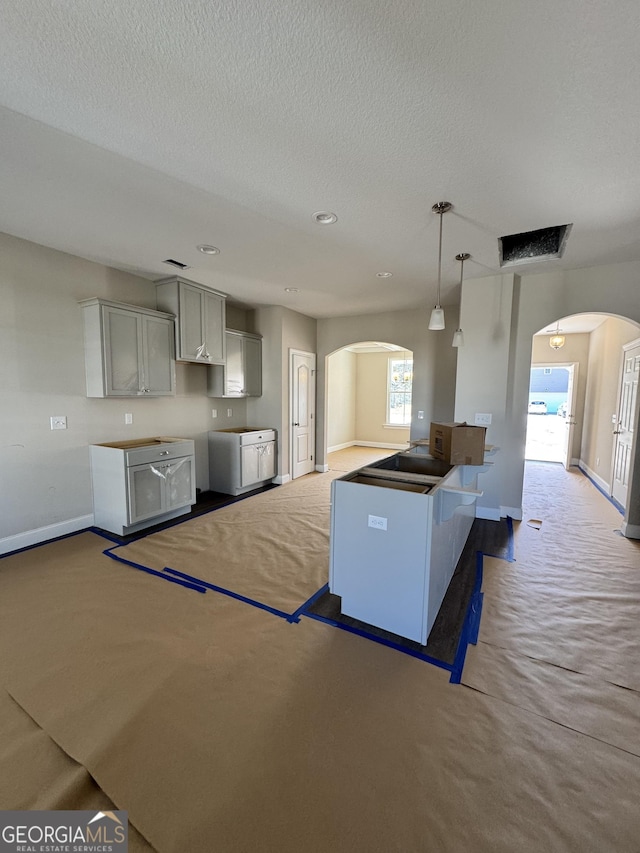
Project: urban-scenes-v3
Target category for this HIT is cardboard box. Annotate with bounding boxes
[429,421,487,466]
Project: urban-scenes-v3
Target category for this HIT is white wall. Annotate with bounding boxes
[326,349,357,450]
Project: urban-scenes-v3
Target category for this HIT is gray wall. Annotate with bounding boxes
[317,306,460,468]
[455,262,640,528]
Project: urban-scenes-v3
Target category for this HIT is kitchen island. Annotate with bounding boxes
[329,447,486,645]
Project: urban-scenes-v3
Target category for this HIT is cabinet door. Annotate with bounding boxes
[178,283,207,360]
[258,442,276,481]
[127,463,166,523]
[166,457,195,509]
[244,335,262,396]
[240,445,260,488]
[224,332,244,396]
[203,290,225,364]
[142,314,176,395]
[103,306,143,396]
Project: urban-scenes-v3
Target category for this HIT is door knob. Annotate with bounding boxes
[613,430,622,435]
[293,422,300,427]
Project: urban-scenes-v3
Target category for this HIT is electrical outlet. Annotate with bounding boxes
[125,413,133,425]
[227,408,233,417]
[368,514,388,531]
[50,416,67,430]
[417,411,425,420]
[474,413,492,426]
[211,408,218,418]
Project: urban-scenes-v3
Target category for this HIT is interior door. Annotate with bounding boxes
[290,350,316,479]
[563,363,578,469]
[612,341,640,507]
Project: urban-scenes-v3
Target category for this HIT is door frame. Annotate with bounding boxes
[289,348,317,479]
[527,361,579,468]
[610,336,640,509]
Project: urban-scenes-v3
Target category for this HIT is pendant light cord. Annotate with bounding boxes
[436,210,443,308]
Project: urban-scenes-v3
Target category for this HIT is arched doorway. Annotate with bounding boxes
[326,341,414,465]
[526,312,640,515]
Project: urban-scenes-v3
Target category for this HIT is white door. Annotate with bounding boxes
[290,350,316,479]
[563,363,578,470]
[612,341,640,507]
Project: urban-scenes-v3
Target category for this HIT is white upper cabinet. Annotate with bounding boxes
[80,298,176,398]
[155,276,226,364]
[207,329,262,397]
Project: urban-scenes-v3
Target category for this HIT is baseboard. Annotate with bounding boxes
[315,464,329,473]
[621,520,640,540]
[0,515,94,556]
[475,506,501,521]
[273,474,291,486]
[500,505,523,521]
[327,440,408,452]
[578,461,610,496]
[327,441,356,453]
[352,440,409,450]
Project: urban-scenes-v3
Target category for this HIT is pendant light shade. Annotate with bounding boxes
[429,307,446,330]
[452,252,469,347]
[549,321,565,350]
[428,201,452,330]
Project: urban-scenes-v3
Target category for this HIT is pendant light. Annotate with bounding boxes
[452,252,469,347]
[549,321,565,350]
[428,201,452,330]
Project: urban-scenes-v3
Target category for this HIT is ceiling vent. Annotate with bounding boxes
[163,258,190,270]
[499,224,572,267]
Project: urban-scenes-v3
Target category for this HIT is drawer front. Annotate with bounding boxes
[123,440,194,467]
[239,429,276,446]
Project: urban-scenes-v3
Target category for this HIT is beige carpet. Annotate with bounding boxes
[1,457,640,851]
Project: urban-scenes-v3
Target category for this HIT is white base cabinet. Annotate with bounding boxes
[329,452,481,644]
[208,428,276,496]
[90,438,196,536]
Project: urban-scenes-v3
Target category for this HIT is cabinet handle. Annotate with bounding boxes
[159,450,170,455]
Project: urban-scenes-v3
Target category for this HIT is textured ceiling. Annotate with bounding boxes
[1,0,639,317]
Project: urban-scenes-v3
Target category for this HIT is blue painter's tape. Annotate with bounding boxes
[104,547,207,594]
[578,466,624,515]
[467,592,484,646]
[162,567,292,620]
[288,583,330,623]
[448,550,484,683]
[90,527,127,546]
[303,610,453,672]
[506,516,515,562]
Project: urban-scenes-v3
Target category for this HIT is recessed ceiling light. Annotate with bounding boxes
[197,244,220,255]
[376,271,393,278]
[285,287,300,293]
[313,211,338,225]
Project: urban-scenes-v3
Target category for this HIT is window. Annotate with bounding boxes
[387,356,413,425]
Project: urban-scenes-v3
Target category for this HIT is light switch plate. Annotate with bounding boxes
[50,416,67,430]
[124,413,133,425]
